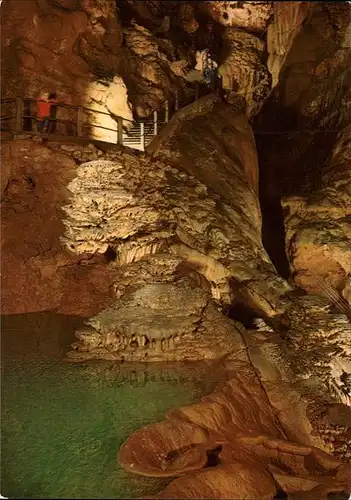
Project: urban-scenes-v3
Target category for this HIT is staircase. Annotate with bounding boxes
[0,82,219,152]
[121,108,171,150]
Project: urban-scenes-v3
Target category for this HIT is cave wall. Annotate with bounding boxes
[60,94,294,363]
[1,0,122,102]
[0,0,134,141]
[254,2,351,282]
[282,125,351,294]
[1,0,310,126]
[0,138,118,315]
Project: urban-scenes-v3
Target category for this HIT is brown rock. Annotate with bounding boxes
[282,125,351,295]
[202,1,273,33]
[0,139,116,315]
[267,2,312,88]
[218,28,271,116]
[1,0,124,140]
[119,367,351,498]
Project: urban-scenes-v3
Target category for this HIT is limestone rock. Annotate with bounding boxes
[267,2,312,88]
[83,76,133,142]
[69,282,246,362]
[282,126,351,294]
[61,96,294,363]
[119,364,351,497]
[260,2,351,130]
[179,4,198,34]
[120,22,182,117]
[1,0,122,103]
[218,28,271,116]
[255,1,351,282]
[277,295,351,406]
[203,1,273,33]
[1,0,132,143]
[62,97,291,318]
[0,138,117,315]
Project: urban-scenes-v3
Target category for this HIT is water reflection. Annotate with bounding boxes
[1,313,225,499]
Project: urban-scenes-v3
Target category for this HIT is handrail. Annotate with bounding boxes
[0,81,220,150]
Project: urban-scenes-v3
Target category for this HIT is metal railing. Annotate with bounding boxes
[0,82,216,151]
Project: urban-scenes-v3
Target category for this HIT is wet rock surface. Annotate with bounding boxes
[118,356,351,498]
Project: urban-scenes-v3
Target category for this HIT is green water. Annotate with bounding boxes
[1,313,222,499]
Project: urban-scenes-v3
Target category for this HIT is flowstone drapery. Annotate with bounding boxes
[62,96,291,362]
[62,95,351,498]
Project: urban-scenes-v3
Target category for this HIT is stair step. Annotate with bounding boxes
[1,85,216,150]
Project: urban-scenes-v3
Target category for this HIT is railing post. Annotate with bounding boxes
[195,83,199,101]
[165,100,169,123]
[153,111,157,135]
[175,90,179,111]
[15,97,24,132]
[76,107,83,137]
[140,122,145,150]
[117,116,123,145]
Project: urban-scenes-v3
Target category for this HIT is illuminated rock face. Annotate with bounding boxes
[203,1,273,32]
[218,28,271,117]
[0,0,129,142]
[59,94,351,481]
[61,96,350,411]
[61,96,291,363]
[0,0,314,141]
[0,138,118,316]
[1,0,122,103]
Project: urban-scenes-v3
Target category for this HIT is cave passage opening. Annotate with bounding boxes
[253,101,339,282]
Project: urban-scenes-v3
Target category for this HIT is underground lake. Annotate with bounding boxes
[1,313,224,499]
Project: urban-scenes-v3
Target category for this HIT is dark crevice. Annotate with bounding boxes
[273,489,288,499]
[227,301,259,329]
[104,245,117,262]
[205,445,222,468]
[259,196,291,280]
[254,108,338,281]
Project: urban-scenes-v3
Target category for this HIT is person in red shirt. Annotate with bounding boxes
[36,92,51,133]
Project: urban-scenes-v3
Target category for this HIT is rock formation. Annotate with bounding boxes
[1,1,351,498]
[59,92,351,498]
[267,2,312,88]
[61,95,292,363]
[119,364,351,498]
[282,126,351,299]
[0,137,118,315]
[202,1,273,33]
[218,28,271,116]
[1,0,122,106]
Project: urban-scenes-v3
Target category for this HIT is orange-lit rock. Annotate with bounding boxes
[119,366,351,498]
[0,138,117,316]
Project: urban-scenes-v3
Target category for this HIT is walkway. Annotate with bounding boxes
[0,83,217,152]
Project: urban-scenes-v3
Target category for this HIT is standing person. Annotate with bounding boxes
[48,92,57,134]
[36,92,51,133]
